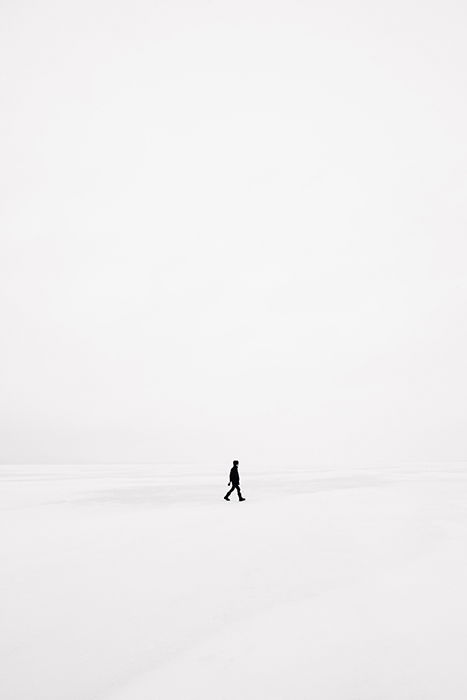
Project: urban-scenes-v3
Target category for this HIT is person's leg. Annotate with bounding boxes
[224,485,235,500]
[235,485,245,501]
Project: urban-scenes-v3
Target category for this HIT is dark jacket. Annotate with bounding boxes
[229,466,239,486]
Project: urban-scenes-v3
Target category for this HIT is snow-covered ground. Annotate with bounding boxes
[1,464,467,700]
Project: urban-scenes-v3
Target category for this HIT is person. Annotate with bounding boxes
[224,460,245,501]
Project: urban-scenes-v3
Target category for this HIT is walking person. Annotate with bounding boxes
[224,460,245,501]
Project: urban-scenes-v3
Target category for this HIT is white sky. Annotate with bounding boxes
[1,0,466,466]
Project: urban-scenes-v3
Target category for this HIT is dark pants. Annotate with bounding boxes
[225,484,243,500]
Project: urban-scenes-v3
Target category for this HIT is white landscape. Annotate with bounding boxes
[2,0,467,698]
[2,463,467,700]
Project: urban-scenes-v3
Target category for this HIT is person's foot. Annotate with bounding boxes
[239,497,246,501]
[224,496,230,501]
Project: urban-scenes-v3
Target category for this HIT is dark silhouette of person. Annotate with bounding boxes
[224,460,245,501]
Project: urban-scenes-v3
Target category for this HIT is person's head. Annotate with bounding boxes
[233,460,239,467]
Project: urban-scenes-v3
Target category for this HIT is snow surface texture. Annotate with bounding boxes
[1,464,467,700]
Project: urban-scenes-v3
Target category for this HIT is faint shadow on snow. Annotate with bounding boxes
[74,473,387,508]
